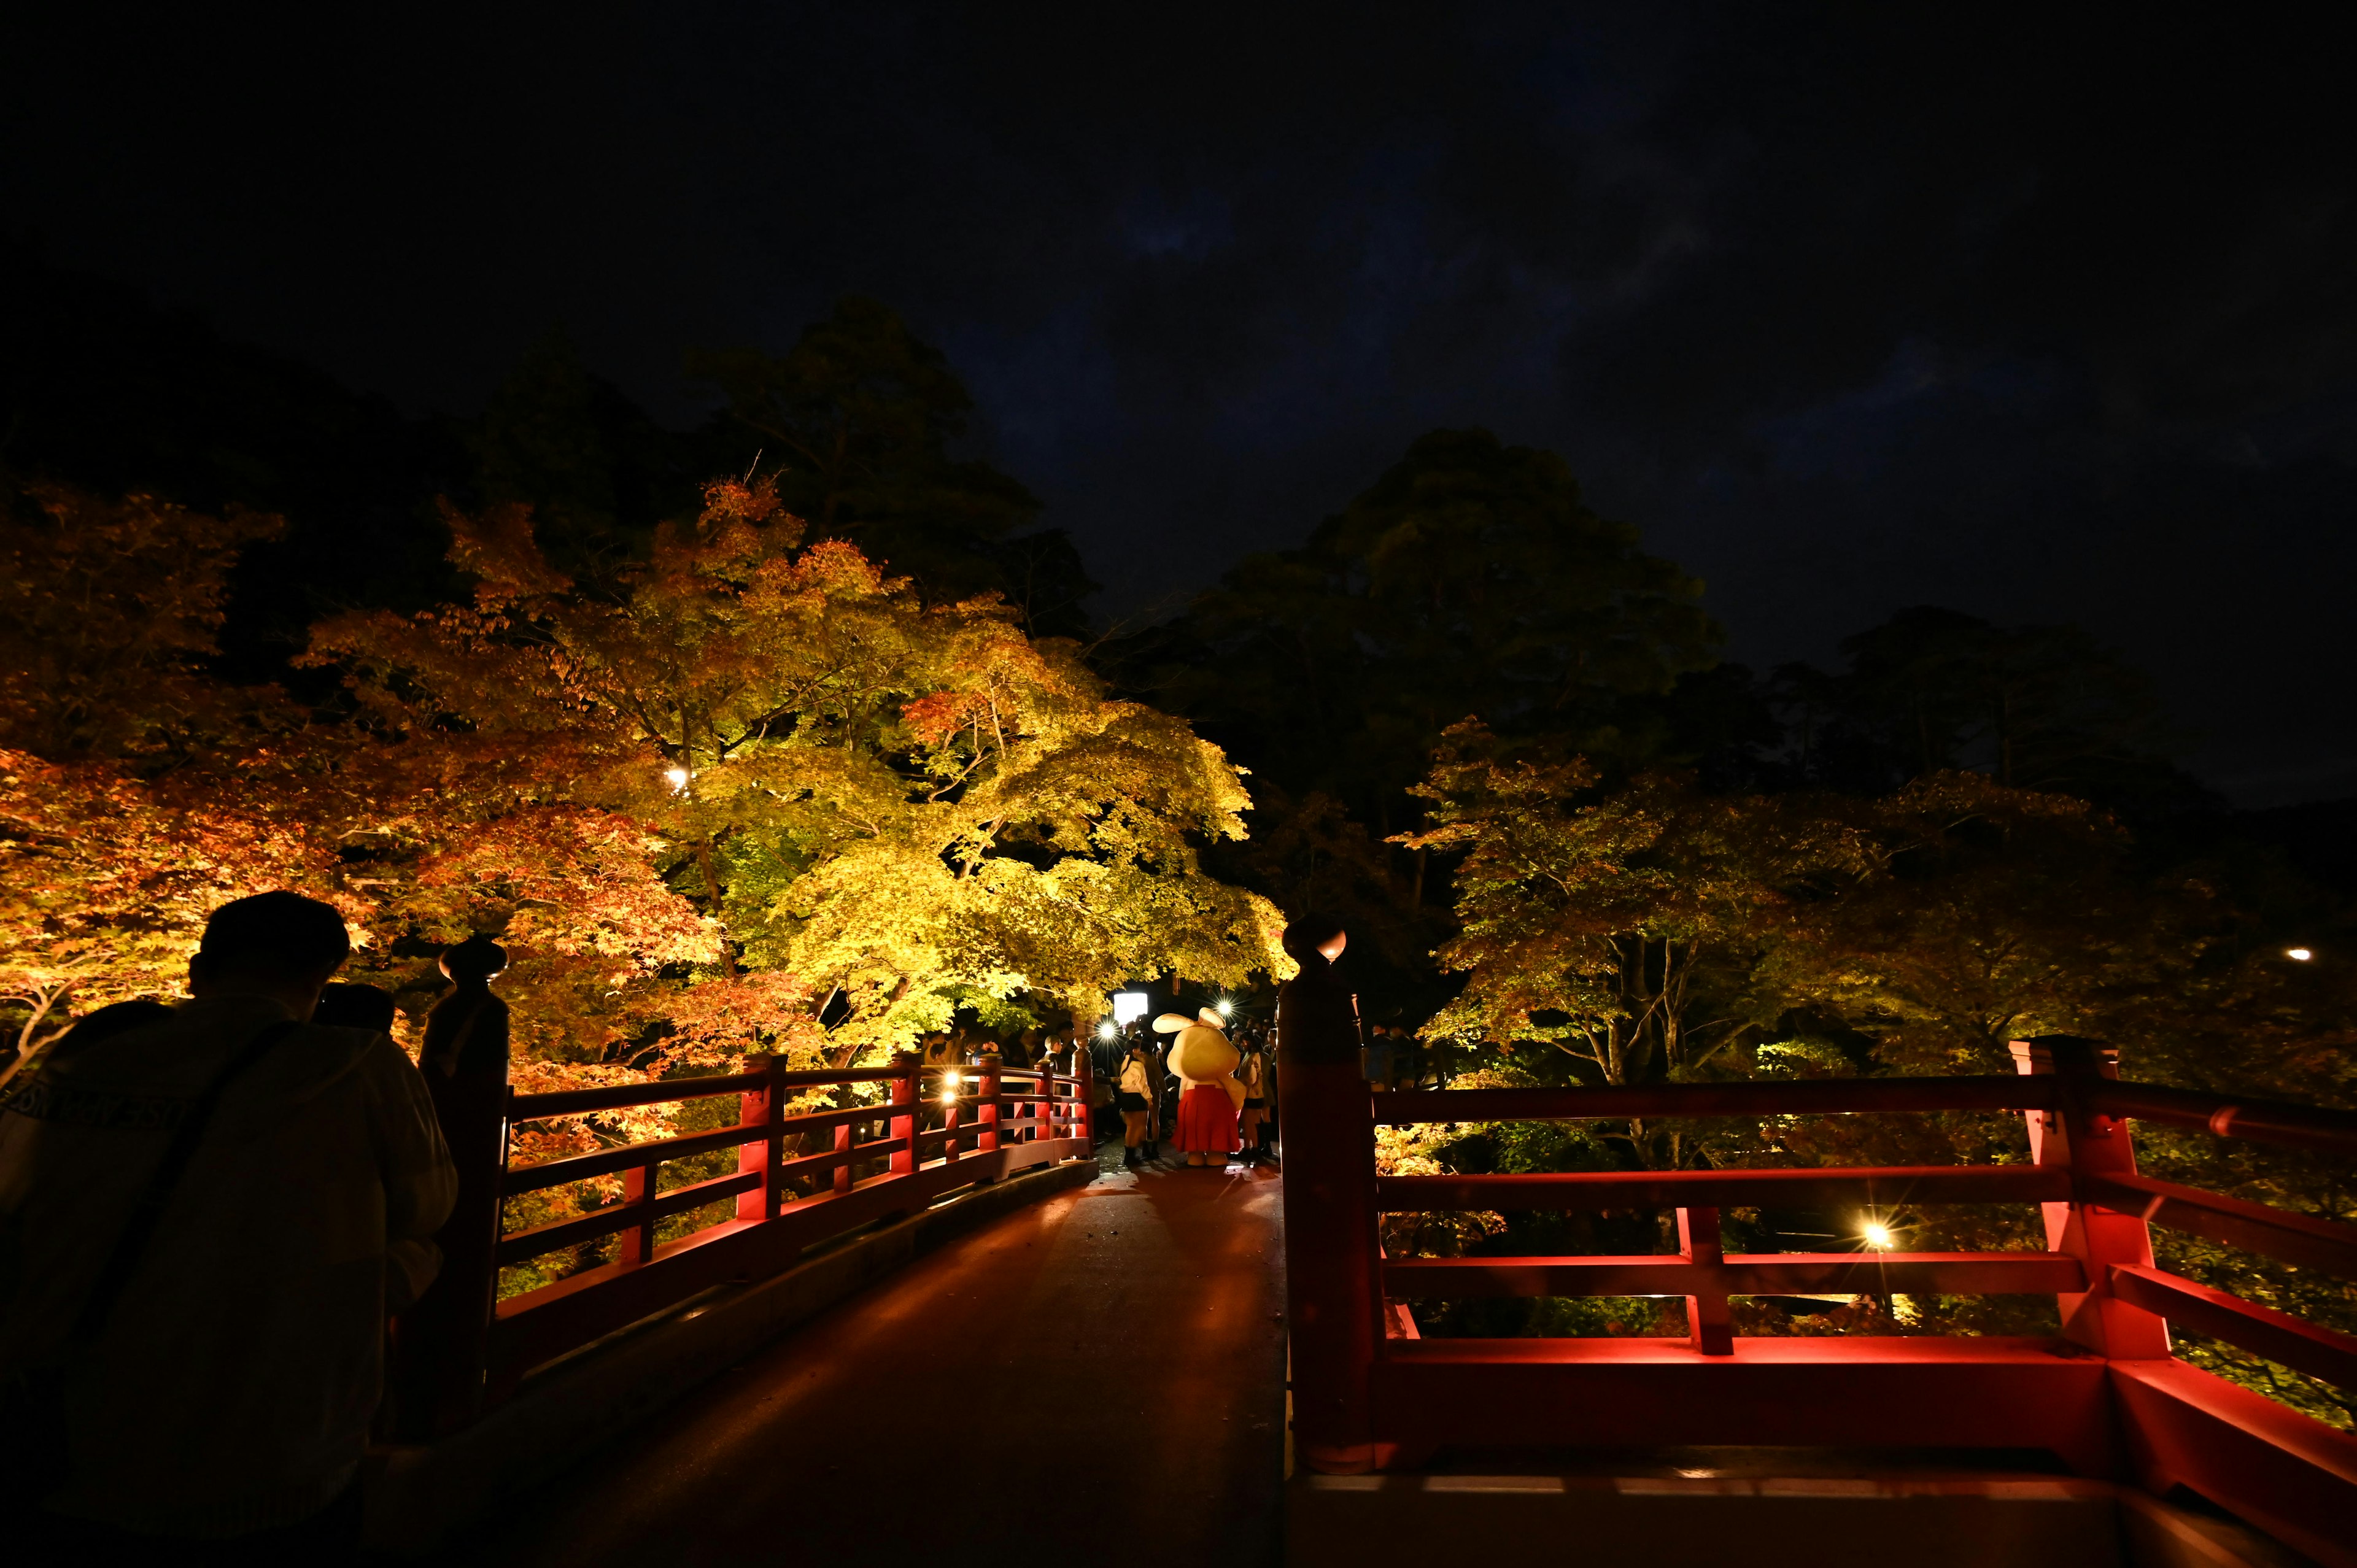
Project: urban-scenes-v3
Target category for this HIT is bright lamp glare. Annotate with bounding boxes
[942,1069,961,1087]
[664,767,691,792]
[1097,1021,1117,1040]
[1862,1222,1895,1251]
[2288,947,2313,962]
[939,1088,958,1104]
[1215,998,1233,1016]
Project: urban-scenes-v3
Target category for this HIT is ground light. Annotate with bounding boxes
[664,767,690,792]
[2288,946,2314,961]
[939,1069,962,1104]
[1097,1020,1117,1040]
[1215,998,1233,1017]
[1861,1221,1896,1250]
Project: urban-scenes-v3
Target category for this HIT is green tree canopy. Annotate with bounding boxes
[1166,428,1719,825]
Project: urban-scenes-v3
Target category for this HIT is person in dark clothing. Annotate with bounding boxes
[312,983,397,1034]
[4,890,455,1560]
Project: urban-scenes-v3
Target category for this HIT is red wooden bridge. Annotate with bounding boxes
[383,1033,2357,1567]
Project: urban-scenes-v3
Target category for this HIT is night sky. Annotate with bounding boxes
[6,6,2353,805]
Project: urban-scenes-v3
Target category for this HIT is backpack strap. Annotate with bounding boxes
[68,1017,303,1345]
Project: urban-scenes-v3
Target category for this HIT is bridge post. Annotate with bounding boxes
[976,1050,1001,1153]
[1678,1205,1734,1353]
[739,1051,784,1221]
[2013,1036,2169,1359]
[1276,1050,1383,1473]
[1072,1046,1093,1147]
[889,1050,921,1176]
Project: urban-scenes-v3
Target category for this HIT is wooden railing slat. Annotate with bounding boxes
[498,1168,765,1265]
[1384,1251,2088,1299]
[1368,1076,2062,1125]
[2110,1264,2357,1392]
[2086,1082,2357,1156]
[1379,1164,2070,1212]
[2078,1172,2357,1280]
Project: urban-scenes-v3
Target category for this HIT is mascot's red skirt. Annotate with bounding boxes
[1175,1083,1239,1153]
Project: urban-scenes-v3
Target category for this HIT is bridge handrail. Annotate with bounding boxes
[398,1047,1096,1437]
[1282,1034,2357,1559]
[1368,1073,2357,1154]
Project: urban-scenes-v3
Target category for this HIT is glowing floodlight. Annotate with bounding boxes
[1215,997,1234,1016]
[1097,1020,1118,1040]
[1112,991,1150,1027]
[1861,1222,1896,1251]
[2288,947,2314,962]
[664,766,691,793]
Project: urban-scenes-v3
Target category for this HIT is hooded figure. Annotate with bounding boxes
[1156,1008,1244,1166]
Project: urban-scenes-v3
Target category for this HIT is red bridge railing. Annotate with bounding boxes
[399,1048,1093,1436]
[1279,1037,2357,1567]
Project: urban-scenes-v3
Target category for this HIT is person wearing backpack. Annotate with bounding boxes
[1,891,457,1558]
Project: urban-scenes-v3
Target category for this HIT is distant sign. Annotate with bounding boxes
[1112,991,1150,1026]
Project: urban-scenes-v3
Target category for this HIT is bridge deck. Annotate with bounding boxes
[433,1146,1288,1567]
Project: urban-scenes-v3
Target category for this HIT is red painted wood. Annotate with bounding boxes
[739,1052,783,1223]
[2081,1170,2357,1280]
[1367,1337,2118,1477]
[1383,1251,2089,1297]
[2087,1080,2357,1156]
[509,1066,907,1120]
[889,1052,918,1176]
[2110,1356,2357,1568]
[505,1118,769,1194]
[977,1054,1000,1153]
[2013,1039,2169,1358]
[2111,1264,2357,1392]
[1678,1206,1733,1354]
[486,1138,1088,1378]
[1369,1076,2059,1125]
[620,1162,657,1267]
[1379,1163,2067,1211]
[497,1168,765,1265]
[1277,1054,1383,1474]
[510,1072,764,1120]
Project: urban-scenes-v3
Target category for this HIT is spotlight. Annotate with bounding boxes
[2288,947,2313,962]
[1097,1021,1117,1040]
[1215,997,1233,1016]
[664,767,691,793]
[1862,1222,1895,1251]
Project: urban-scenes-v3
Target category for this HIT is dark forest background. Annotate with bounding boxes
[6,240,2351,1018]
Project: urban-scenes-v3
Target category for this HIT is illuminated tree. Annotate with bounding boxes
[308,477,1284,1067]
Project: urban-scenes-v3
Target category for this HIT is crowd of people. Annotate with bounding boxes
[1091,1014,1280,1169]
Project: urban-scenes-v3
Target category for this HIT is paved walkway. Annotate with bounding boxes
[433,1145,1288,1567]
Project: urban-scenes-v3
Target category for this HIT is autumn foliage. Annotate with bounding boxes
[1,479,1284,1118]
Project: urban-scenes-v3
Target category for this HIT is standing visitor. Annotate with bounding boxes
[1236,1030,1271,1164]
[1391,1024,1427,1091]
[1117,1041,1159,1166]
[2,890,457,1559]
[1363,1018,1395,1093]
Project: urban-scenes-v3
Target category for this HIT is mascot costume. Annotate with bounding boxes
[1156,1008,1246,1167]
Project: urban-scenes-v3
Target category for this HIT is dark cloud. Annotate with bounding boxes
[4,3,2353,801]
